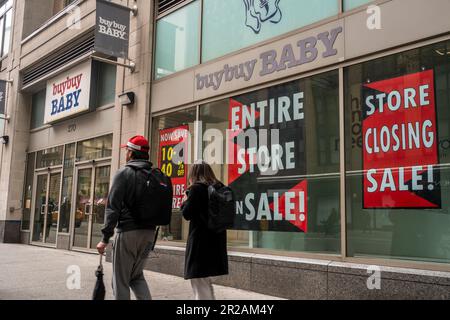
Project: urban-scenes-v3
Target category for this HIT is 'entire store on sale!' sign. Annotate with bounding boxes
[362,70,441,209]
[158,125,189,210]
[227,82,308,233]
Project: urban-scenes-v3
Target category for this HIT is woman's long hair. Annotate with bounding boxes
[188,160,219,187]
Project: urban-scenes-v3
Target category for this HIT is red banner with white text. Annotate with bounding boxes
[362,70,441,209]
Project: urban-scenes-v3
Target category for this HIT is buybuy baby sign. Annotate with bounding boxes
[362,70,441,209]
[44,61,92,124]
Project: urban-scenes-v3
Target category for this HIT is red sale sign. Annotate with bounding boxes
[227,90,308,233]
[362,70,441,209]
[158,125,189,209]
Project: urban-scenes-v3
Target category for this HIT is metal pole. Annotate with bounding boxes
[339,67,347,259]
[91,55,136,72]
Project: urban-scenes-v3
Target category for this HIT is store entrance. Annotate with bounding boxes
[72,163,111,250]
[31,171,62,246]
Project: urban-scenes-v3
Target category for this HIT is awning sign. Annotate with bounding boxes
[159,125,189,210]
[362,70,441,209]
[44,60,92,124]
[95,0,130,59]
[228,82,308,233]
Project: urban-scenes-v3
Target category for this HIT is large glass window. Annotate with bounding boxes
[76,134,113,162]
[92,62,117,107]
[154,0,340,76]
[154,0,200,79]
[202,0,339,62]
[21,153,35,231]
[0,0,12,57]
[59,143,75,233]
[200,70,340,254]
[344,0,373,11]
[345,40,450,263]
[151,71,340,254]
[151,108,197,242]
[36,146,64,168]
[30,89,46,130]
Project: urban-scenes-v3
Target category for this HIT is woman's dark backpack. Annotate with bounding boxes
[206,184,236,233]
[130,167,173,226]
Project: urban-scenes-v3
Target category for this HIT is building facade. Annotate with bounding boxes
[0,0,449,299]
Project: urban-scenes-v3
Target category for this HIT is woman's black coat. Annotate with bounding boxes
[181,183,228,280]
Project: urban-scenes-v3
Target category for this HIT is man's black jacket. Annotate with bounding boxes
[101,160,156,243]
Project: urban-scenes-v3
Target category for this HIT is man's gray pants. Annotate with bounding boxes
[112,229,155,300]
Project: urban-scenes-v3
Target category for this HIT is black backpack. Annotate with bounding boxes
[205,184,236,233]
[129,166,173,226]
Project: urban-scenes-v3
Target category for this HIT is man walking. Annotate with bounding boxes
[96,136,156,300]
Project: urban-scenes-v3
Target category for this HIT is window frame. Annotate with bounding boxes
[153,0,370,80]
[0,0,13,58]
[153,0,202,80]
[149,32,450,272]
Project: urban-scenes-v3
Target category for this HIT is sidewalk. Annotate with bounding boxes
[0,244,283,300]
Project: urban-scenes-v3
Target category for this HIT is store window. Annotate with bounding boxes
[343,0,373,11]
[202,0,339,62]
[36,146,64,168]
[345,40,450,263]
[151,108,197,242]
[151,71,340,254]
[154,0,200,79]
[59,143,75,233]
[76,134,113,162]
[93,62,117,107]
[0,0,12,57]
[30,89,46,130]
[199,70,340,253]
[21,153,35,231]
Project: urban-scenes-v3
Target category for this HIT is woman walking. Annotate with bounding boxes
[181,161,229,300]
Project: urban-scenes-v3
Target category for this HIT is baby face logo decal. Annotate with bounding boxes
[243,0,282,34]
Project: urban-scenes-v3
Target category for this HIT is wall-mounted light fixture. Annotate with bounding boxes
[0,135,9,145]
[118,92,135,106]
[131,4,138,16]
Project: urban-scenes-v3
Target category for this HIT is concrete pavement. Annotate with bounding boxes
[0,243,283,300]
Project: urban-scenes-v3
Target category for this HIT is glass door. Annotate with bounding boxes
[90,166,111,249]
[32,174,48,243]
[73,167,93,249]
[46,172,61,244]
[31,171,61,245]
[72,164,111,250]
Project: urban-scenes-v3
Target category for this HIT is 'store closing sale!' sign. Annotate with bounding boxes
[159,125,189,209]
[362,70,441,209]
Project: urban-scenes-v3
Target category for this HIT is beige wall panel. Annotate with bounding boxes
[194,21,344,102]
[344,0,450,59]
[28,107,115,152]
[152,70,195,113]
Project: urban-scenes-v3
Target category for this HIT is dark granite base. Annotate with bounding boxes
[0,220,21,243]
[105,246,450,300]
